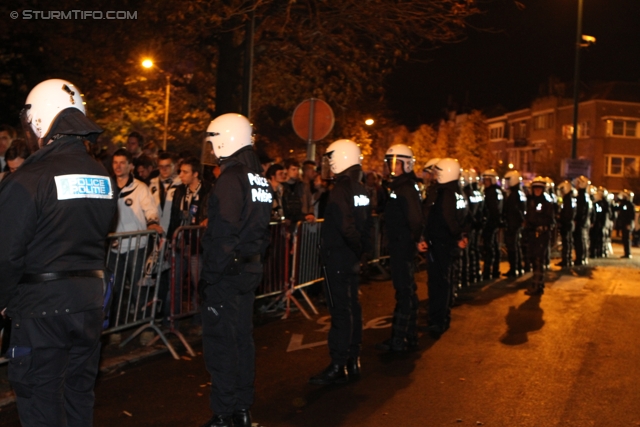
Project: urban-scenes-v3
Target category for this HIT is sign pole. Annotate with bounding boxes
[306,99,316,161]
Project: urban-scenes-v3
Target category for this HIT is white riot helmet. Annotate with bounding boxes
[594,186,608,202]
[385,144,415,176]
[21,79,101,144]
[423,158,440,173]
[618,189,634,203]
[322,139,362,176]
[572,175,590,190]
[504,170,522,188]
[461,168,479,187]
[434,158,461,184]
[206,113,253,159]
[481,169,499,185]
[530,176,547,190]
[557,180,575,197]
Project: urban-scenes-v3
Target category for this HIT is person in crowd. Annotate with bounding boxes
[142,141,159,163]
[460,168,484,286]
[199,113,271,427]
[572,175,592,265]
[523,177,556,296]
[310,139,372,385]
[419,158,468,339]
[126,131,144,160]
[0,79,116,425]
[135,154,156,185]
[0,124,17,171]
[375,144,423,352]
[313,172,331,219]
[555,181,577,267]
[590,187,612,258]
[480,169,503,280]
[0,139,31,182]
[281,158,305,225]
[616,189,635,259]
[301,160,319,221]
[266,163,287,222]
[502,170,526,277]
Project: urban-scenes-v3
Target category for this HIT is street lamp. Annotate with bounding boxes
[141,58,170,151]
[365,118,375,126]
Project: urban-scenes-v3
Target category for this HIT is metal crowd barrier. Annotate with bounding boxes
[257,222,291,299]
[103,229,179,359]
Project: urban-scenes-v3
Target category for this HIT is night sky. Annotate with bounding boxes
[386,0,640,128]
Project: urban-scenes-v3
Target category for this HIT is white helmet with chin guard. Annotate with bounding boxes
[435,158,461,184]
[423,158,441,173]
[557,180,575,197]
[504,170,522,188]
[206,113,253,159]
[385,144,415,176]
[572,175,591,190]
[323,139,362,176]
[481,169,499,185]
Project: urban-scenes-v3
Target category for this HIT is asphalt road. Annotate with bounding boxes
[2,249,640,427]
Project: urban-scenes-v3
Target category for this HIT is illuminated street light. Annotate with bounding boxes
[141,58,170,151]
[365,118,375,126]
[508,163,514,169]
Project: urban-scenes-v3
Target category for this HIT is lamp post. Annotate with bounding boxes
[571,0,584,160]
[142,59,170,151]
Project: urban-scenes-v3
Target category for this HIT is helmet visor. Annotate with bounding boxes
[384,156,400,177]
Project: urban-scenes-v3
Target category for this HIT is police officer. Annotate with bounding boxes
[419,158,468,339]
[556,181,577,268]
[0,79,116,425]
[481,169,503,280]
[376,145,423,352]
[544,177,559,269]
[503,170,526,277]
[461,169,484,285]
[590,187,612,258]
[616,190,635,259]
[572,176,593,265]
[421,158,440,215]
[310,139,372,384]
[523,177,556,296]
[200,114,272,427]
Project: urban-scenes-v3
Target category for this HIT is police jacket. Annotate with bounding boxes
[424,180,468,247]
[593,199,612,228]
[421,181,438,222]
[616,199,635,226]
[384,171,424,246]
[0,136,116,316]
[524,192,556,230]
[201,147,271,282]
[504,184,526,229]
[321,165,372,259]
[574,189,592,229]
[482,184,503,229]
[463,183,484,230]
[558,193,576,226]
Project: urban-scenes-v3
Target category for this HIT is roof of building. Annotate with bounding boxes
[587,81,640,103]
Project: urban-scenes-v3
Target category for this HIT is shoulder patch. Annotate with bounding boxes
[55,174,113,200]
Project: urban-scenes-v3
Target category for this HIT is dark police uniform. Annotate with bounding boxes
[481,183,504,279]
[573,188,592,265]
[503,184,527,276]
[381,171,423,350]
[523,190,555,295]
[616,198,635,258]
[590,197,612,258]
[319,164,372,372]
[200,146,271,421]
[461,181,483,285]
[557,191,576,267]
[0,135,116,425]
[424,180,467,336]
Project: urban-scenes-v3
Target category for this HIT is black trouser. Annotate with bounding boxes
[389,243,418,340]
[504,226,523,274]
[573,225,589,264]
[482,226,500,278]
[467,228,481,283]
[427,242,457,329]
[559,222,574,266]
[525,229,550,292]
[9,309,103,427]
[589,224,605,258]
[202,271,261,417]
[324,249,362,366]
[621,225,632,256]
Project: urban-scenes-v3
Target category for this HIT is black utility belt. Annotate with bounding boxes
[223,253,262,276]
[20,270,104,284]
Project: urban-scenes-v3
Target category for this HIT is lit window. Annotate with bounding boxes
[607,119,638,137]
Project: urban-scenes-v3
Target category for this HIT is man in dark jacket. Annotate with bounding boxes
[461,168,484,286]
[376,144,423,352]
[502,170,526,277]
[310,139,372,385]
[481,169,503,280]
[590,187,612,258]
[523,177,556,295]
[572,175,592,265]
[555,181,577,267]
[0,79,116,425]
[616,190,635,258]
[419,158,468,339]
[200,114,272,427]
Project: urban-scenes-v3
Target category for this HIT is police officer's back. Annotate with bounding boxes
[502,170,526,277]
[480,169,503,280]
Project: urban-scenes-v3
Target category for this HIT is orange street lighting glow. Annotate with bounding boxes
[142,59,154,68]
[365,119,374,126]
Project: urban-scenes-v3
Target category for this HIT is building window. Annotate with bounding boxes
[605,155,639,177]
[489,125,504,140]
[533,113,554,130]
[562,122,590,139]
[606,119,638,137]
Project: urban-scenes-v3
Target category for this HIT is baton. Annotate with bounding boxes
[317,244,334,308]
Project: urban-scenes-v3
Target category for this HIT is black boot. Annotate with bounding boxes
[346,357,361,380]
[232,409,251,427]
[201,415,233,427]
[309,363,348,385]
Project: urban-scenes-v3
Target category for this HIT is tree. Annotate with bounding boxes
[410,124,438,173]
[453,110,492,170]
